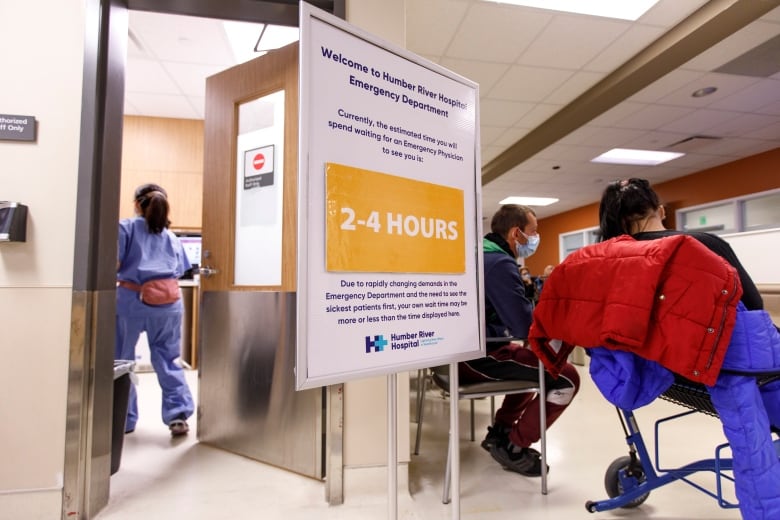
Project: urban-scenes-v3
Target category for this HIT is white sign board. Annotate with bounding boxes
[296,5,483,390]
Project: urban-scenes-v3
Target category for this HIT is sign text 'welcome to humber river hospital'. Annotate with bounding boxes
[296,5,483,390]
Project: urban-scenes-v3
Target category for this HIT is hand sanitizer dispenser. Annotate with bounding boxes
[0,202,28,242]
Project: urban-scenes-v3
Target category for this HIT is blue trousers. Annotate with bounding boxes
[115,313,194,431]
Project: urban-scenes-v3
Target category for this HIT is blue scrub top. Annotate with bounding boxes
[117,217,191,317]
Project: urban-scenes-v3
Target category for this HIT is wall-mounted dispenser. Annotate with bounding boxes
[0,202,28,242]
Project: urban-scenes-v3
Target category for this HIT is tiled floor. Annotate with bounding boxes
[98,364,741,519]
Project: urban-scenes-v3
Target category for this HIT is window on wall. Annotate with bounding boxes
[676,188,780,235]
[744,191,780,231]
[679,202,736,233]
[559,226,600,261]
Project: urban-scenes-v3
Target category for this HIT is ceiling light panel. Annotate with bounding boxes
[591,148,684,165]
[482,0,661,21]
[500,196,560,206]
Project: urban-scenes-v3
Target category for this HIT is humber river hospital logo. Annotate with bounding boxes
[365,334,388,353]
[365,330,440,353]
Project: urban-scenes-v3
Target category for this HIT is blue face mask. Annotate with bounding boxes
[516,231,540,258]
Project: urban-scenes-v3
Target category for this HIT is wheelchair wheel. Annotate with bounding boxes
[604,455,650,508]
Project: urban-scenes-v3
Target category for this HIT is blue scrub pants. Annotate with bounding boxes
[115,313,195,431]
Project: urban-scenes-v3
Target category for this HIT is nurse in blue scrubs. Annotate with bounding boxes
[116,183,194,437]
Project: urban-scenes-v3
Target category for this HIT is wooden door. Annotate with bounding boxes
[198,42,325,479]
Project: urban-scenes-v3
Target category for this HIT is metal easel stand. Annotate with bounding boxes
[388,373,398,520]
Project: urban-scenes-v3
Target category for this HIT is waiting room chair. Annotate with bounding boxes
[413,360,548,503]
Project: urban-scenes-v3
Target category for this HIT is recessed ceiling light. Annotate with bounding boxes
[692,86,718,98]
[500,196,559,206]
[482,0,660,21]
[591,148,685,166]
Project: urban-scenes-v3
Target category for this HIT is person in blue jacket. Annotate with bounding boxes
[462,204,580,476]
[116,183,195,437]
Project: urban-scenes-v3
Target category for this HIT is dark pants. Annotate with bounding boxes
[460,342,580,448]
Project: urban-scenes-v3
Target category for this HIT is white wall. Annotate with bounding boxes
[0,0,85,517]
[722,228,780,285]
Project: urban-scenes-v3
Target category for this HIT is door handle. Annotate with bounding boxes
[199,266,219,277]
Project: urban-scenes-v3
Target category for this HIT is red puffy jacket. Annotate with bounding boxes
[528,235,742,386]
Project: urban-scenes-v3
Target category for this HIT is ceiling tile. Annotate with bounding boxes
[164,62,227,97]
[516,15,629,70]
[480,99,535,127]
[406,0,469,57]
[661,152,725,169]
[126,59,180,94]
[629,69,703,103]
[130,10,236,66]
[589,101,648,126]
[743,121,780,140]
[445,3,552,63]
[708,78,780,112]
[614,104,695,130]
[659,108,741,134]
[489,66,573,101]
[699,137,778,157]
[762,99,780,116]
[638,0,708,27]
[545,71,605,105]
[585,24,666,73]
[708,112,780,137]
[571,126,647,148]
[439,58,509,94]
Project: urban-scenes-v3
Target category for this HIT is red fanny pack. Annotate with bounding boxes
[118,279,180,306]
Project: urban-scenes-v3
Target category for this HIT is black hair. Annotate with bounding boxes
[490,204,535,237]
[598,178,660,241]
[134,183,170,234]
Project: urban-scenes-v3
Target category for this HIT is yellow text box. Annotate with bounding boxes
[326,163,465,273]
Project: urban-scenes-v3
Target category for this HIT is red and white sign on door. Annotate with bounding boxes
[243,144,275,190]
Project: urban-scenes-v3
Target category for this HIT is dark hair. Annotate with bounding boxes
[598,178,660,241]
[490,204,535,237]
[134,183,170,234]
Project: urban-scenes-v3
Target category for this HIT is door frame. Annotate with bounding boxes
[64,1,345,518]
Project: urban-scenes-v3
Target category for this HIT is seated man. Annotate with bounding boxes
[461,204,580,477]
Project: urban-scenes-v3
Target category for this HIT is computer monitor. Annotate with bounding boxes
[178,235,202,267]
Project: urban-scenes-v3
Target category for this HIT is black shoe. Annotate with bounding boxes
[489,443,548,477]
[480,424,510,452]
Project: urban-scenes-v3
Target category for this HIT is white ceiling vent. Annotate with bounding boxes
[664,135,722,153]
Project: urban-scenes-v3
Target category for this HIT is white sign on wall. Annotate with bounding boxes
[296,5,484,390]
